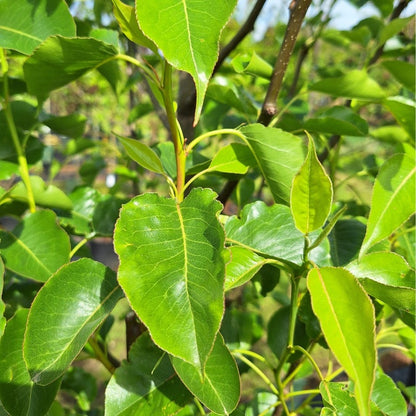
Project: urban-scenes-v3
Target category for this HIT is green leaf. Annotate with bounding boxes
[320,381,359,416]
[371,369,407,416]
[43,113,87,138]
[10,176,73,210]
[329,219,366,266]
[136,0,238,124]
[382,60,415,93]
[371,0,393,17]
[0,309,61,416]
[209,143,255,175]
[307,267,376,416]
[347,252,415,313]
[116,135,166,175]
[303,106,368,136]
[291,137,333,234]
[0,0,75,55]
[231,51,273,79]
[171,334,240,415]
[111,0,158,53]
[224,246,271,291]
[309,70,386,100]
[105,332,191,416]
[0,160,19,180]
[24,258,123,385]
[240,124,306,205]
[383,97,416,139]
[23,36,118,101]
[360,154,415,255]
[114,188,226,370]
[0,258,5,338]
[371,125,410,144]
[0,210,70,282]
[378,16,413,46]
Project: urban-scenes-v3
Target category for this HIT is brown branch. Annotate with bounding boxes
[258,0,312,125]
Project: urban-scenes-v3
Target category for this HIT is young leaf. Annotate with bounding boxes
[307,267,376,416]
[291,136,333,234]
[116,135,166,175]
[135,0,238,124]
[209,143,255,175]
[114,188,226,370]
[360,154,415,256]
[347,252,415,313]
[23,36,119,101]
[0,309,61,416]
[105,333,191,416]
[239,124,306,205]
[112,0,158,53]
[0,0,75,55]
[24,259,123,385]
[0,210,70,282]
[309,70,386,100]
[171,334,240,415]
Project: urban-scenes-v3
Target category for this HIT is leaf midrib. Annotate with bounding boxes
[0,25,42,42]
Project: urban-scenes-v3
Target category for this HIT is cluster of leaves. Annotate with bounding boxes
[0,0,415,415]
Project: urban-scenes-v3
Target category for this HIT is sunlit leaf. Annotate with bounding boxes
[360,154,415,255]
[114,188,226,370]
[209,143,255,174]
[24,259,123,385]
[382,60,415,93]
[136,0,238,124]
[308,267,376,416]
[383,97,416,139]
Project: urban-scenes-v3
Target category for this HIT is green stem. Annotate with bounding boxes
[377,343,411,354]
[0,48,36,213]
[231,348,267,362]
[88,336,116,374]
[292,345,324,381]
[233,352,279,396]
[162,62,186,202]
[69,238,89,258]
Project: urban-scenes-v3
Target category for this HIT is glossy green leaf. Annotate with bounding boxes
[171,334,240,415]
[307,267,376,416]
[10,176,73,210]
[0,309,61,416]
[0,258,5,338]
[136,0,237,124]
[383,97,415,139]
[240,124,306,204]
[320,381,359,416]
[116,135,166,175]
[224,246,271,291]
[114,188,226,370]
[105,332,191,416]
[309,70,386,100]
[382,60,415,93]
[23,36,118,101]
[112,0,157,52]
[291,137,333,234]
[0,0,75,55]
[43,114,87,139]
[360,154,415,255]
[347,252,415,313]
[209,143,254,175]
[329,219,366,266]
[0,210,70,282]
[371,369,407,416]
[24,258,123,385]
[303,106,368,136]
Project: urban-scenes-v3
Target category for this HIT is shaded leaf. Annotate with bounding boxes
[240,124,306,204]
[24,258,123,385]
[209,143,255,175]
[291,137,333,234]
[383,97,415,139]
[360,154,415,255]
[0,210,70,282]
[309,70,386,100]
[114,189,226,370]
[105,332,191,416]
[382,60,415,93]
[116,135,166,175]
[0,0,75,55]
[24,36,118,101]
[320,381,359,416]
[171,334,240,415]
[136,0,238,124]
[0,309,61,416]
[308,267,376,416]
[43,113,87,138]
